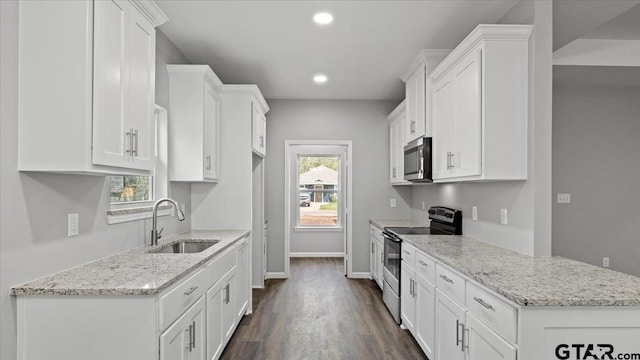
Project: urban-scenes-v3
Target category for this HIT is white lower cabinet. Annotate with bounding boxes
[369,224,384,290]
[435,289,466,360]
[161,297,206,360]
[400,260,417,333]
[465,313,516,360]
[236,239,250,319]
[415,274,436,359]
[206,278,225,360]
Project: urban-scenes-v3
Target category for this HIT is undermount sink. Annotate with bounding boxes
[150,240,220,254]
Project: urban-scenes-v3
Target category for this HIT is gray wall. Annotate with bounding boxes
[265,100,413,274]
[0,3,191,356]
[553,85,640,276]
[411,1,553,256]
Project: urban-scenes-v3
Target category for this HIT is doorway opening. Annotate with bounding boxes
[284,141,353,277]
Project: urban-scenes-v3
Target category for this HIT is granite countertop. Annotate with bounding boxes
[401,234,640,307]
[11,230,249,296]
[370,219,429,229]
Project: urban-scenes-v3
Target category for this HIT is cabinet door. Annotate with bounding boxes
[252,104,266,157]
[223,273,237,342]
[451,49,482,178]
[206,283,224,360]
[389,119,399,183]
[236,242,249,320]
[375,241,384,289]
[92,0,128,168]
[431,76,454,180]
[203,81,219,180]
[435,289,465,360]
[415,275,436,359]
[125,8,155,170]
[400,264,416,333]
[161,297,205,360]
[466,313,516,360]
[260,112,267,156]
[405,65,426,143]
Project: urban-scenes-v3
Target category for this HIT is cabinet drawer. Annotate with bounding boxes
[466,282,518,344]
[435,264,465,304]
[159,269,206,331]
[401,243,416,269]
[206,245,237,289]
[415,251,436,283]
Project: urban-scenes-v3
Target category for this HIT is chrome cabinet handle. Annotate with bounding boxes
[450,152,454,169]
[371,242,374,253]
[463,326,469,351]
[402,250,411,255]
[185,324,193,351]
[259,135,264,147]
[224,284,230,304]
[206,155,212,170]
[413,279,417,298]
[184,286,198,296]
[447,152,451,170]
[409,278,413,296]
[392,167,397,178]
[439,274,454,284]
[132,129,138,156]
[456,320,463,347]
[410,120,416,133]
[417,260,428,267]
[473,296,495,311]
[126,128,134,155]
[191,321,196,349]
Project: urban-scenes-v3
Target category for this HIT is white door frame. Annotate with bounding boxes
[284,140,353,278]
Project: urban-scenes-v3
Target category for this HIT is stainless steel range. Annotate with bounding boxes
[382,206,462,324]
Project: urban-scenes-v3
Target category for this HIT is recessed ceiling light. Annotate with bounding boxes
[313,12,333,25]
[313,74,328,84]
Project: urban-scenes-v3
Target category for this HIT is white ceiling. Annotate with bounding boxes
[156,1,519,100]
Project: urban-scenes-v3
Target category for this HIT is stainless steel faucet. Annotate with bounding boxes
[151,198,186,246]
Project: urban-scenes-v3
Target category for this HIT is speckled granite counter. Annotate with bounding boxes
[11,230,249,296]
[401,234,640,306]
[370,219,428,229]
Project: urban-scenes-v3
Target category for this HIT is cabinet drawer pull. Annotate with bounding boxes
[191,321,196,349]
[206,155,212,170]
[402,250,411,255]
[439,274,454,284]
[132,128,138,156]
[224,284,230,304]
[184,286,198,296]
[185,324,193,351]
[473,296,495,311]
[456,320,463,346]
[126,128,134,155]
[417,260,428,267]
[259,135,264,147]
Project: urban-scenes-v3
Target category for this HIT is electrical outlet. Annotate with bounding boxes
[557,193,571,204]
[500,208,508,225]
[390,198,397,208]
[68,213,79,237]
[421,201,425,210]
[603,257,610,268]
[472,206,478,221]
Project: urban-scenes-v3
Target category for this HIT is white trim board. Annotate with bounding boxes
[265,272,287,279]
[349,272,373,280]
[290,252,344,258]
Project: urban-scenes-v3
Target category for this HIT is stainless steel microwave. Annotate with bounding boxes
[404,137,432,182]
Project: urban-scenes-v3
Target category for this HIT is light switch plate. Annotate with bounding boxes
[603,257,610,268]
[68,213,79,237]
[472,206,478,221]
[500,208,508,225]
[557,193,571,204]
[390,198,397,208]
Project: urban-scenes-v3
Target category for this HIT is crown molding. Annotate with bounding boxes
[130,0,169,27]
[401,49,451,82]
[222,85,269,113]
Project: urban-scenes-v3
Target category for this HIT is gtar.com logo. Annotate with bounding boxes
[555,344,640,360]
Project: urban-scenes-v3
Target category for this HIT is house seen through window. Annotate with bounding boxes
[298,156,340,226]
[110,176,153,204]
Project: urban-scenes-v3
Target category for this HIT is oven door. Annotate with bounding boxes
[383,232,401,295]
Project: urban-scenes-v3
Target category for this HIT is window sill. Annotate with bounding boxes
[106,204,172,225]
[294,226,344,232]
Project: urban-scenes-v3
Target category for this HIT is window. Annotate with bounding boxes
[297,155,340,227]
[106,105,169,224]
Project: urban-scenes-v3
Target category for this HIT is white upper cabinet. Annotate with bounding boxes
[18,0,167,175]
[430,25,532,182]
[167,65,223,182]
[252,103,267,157]
[402,50,450,144]
[388,100,411,185]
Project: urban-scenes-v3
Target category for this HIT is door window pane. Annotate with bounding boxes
[110,176,152,203]
[298,156,339,226]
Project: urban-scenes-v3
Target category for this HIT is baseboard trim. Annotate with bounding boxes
[265,272,287,279]
[290,252,344,258]
[349,272,373,279]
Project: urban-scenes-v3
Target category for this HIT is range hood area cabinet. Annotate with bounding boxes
[18,0,167,175]
[401,50,450,145]
[388,100,411,185]
[167,65,223,182]
[430,25,532,182]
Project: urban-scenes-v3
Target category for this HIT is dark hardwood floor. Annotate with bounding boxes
[221,258,427,360]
